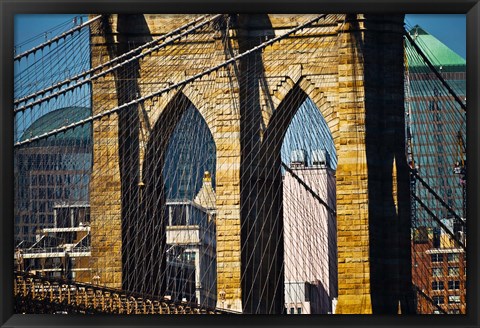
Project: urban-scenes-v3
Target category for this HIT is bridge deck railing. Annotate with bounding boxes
[13,271,227,314]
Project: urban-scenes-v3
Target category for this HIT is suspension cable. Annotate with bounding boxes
[14,14,330,148]
[404,31,466,112]
[411,169,466,227]
[14,14,214,107]
[14,14,221,114]
[413,194,466,250]
[14,15,102,62]
[281,162,336,216]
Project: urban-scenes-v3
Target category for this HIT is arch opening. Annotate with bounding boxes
[241,82,337,314]
[280,97,338,315]
[140,93,217,308]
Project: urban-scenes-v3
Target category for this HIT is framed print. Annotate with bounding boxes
[1,1,479,327]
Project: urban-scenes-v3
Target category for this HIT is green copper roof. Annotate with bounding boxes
[20,106,92,143]
[406,25,465,72]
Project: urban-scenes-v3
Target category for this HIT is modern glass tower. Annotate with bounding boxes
[405,25,467,315]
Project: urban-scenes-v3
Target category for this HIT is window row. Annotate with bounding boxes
[433,309,462,314]
[432,266,460,277]
[432,295,462,305]
[17,153,91,171]
[432,280,461,291]
[431,253,461,263]
[288,307,302,314]
[27,174,90,187]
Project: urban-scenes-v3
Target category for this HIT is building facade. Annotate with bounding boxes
[405,25,466,228]
[405,25,467,314]
[165,172,217,309]
[14,202,92,282]
[411,227,466,314]
[283,149,337,314]
[14,106,92,243]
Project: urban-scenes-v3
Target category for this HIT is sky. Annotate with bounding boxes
[13,14,467,147]
[405,14,466,59]
[15,14,467,59]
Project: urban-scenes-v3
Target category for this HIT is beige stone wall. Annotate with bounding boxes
[89,14,408,313]
[89,23,123,289]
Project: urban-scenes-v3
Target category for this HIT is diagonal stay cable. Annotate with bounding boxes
[413,284,448,314]
[14,14,221,113]
[413,193,466,251]
[411,168,466,227]
[404,31,466,112]
[14,14,214,107]
[14,14,330,148]
[281,161,336,217]
[14,15,103,62]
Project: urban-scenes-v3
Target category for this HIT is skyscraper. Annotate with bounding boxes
[405,25,466,314]
[283,149,337,314]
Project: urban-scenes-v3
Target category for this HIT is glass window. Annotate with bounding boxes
[432,281,444,291]
[290,308,294,314]
[448,295,461,304]
[39,188,46,199]
[433,296,444,305]
[448,253,460,262]
[432,268,442,277]
[448,280,460,290]
[431,254,443,262]
[448,267,459,276]
[31,201,38,212]
[171,205,188,226]
[297,307,302,314]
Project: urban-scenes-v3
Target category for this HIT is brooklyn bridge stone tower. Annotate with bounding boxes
[88,14,414,314]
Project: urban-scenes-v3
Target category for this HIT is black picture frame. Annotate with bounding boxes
[1,1,479,327]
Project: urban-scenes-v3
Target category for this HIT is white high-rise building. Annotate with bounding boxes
[283,149,337,314]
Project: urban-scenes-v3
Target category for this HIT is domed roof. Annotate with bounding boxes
[19,106,92,143]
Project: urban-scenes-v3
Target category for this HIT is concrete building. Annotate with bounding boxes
[15,172,219,307]
[283,149,337,314]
